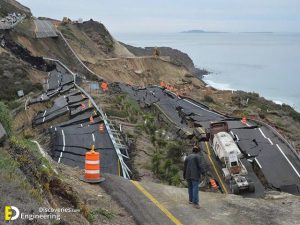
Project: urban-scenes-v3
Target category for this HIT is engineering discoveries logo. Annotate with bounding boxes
[5,206,20,221]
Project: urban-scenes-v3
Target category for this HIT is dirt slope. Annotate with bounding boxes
[90,56,203,86]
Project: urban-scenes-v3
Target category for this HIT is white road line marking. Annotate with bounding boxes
[259,128,274,145]
[268,138,273,145]
[276,144,300,178]
[230,131,240,141]
[183,99,221,117]
[42,117,45,123]
[58,129,66,163]
[92,133,95,143]
[255,158,262,169]
[258,128,267,138]
[43,110,47,117]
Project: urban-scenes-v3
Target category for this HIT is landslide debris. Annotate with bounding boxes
[123,44,209,77]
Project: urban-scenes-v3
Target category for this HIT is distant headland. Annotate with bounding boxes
[180,30,227,33]
[181,30,273,34]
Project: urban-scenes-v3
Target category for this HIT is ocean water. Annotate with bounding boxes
[114,32,300,112]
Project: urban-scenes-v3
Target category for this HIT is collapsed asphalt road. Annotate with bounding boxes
[34,19,58,38]
[113,83,300,196]
[29,62,129,176]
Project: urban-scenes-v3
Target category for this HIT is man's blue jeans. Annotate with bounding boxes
[188,179,199,205]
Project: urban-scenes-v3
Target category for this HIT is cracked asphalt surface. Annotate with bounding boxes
[114,83,300,196]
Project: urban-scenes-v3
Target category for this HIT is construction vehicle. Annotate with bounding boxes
[205,121,255,194]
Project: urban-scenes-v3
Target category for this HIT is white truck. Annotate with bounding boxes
[205,121,255,194]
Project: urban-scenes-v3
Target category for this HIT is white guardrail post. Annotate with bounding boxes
[43,57,131,179]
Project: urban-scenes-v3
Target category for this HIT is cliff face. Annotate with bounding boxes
[77,19,114,54]
[0,0,32,17]
[123,44,209,77]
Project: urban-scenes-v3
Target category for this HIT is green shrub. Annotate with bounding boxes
[151,141,183,186]
[88,208,114,222]
[203,95,214,103]
[0,101,12,135]
[166,142,184,163]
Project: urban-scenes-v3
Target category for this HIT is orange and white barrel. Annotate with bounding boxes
[81,145,105,183]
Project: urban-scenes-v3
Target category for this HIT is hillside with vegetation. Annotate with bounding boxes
[0,0,300,224]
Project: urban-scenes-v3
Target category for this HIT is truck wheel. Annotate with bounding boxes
[248,183,255,192]
[230,184,239,194]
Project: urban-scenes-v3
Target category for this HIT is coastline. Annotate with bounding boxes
[115,32,300,114]
[201,73,300,113]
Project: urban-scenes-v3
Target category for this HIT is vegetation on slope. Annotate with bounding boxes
[0,52,43,102]
[0,101,12,135]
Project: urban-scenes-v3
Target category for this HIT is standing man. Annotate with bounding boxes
[183,146,205,209]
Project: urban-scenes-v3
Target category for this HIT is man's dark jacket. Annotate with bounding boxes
[183,153,205,181]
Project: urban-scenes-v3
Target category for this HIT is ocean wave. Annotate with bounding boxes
[203,79,235,91]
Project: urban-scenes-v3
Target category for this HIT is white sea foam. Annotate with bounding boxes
[203,78,235,91]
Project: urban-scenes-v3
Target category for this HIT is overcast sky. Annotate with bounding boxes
[19,0,300,33]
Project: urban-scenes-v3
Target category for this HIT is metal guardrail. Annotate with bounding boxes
[43,57,131,179]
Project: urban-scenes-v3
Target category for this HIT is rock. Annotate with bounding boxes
[0,123,7,144]
[134,70,143,75]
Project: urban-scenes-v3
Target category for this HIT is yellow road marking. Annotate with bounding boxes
[131,181,183,225]
[199,128,228,194]
[118,159,121,176]
[204,141,228,194]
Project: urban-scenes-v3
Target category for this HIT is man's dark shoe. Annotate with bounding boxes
[193,204,201,209]
[189,201,193,204]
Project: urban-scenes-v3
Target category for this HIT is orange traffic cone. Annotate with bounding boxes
[209,178,218,190]
[241,117,247,124]
[81,145,105,183]
[101,82,109,92]
[99,123,105,134]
